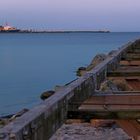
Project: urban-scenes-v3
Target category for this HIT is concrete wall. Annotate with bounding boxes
[0,39,139,140]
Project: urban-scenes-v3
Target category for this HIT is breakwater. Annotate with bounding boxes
[0,39,140,140]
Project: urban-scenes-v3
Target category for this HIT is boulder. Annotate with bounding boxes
[76,54,107,76]
[76,67,86,76]
[100,79,133,91]
[86,53,107,71]
[108,50,117,56]
[40,90,55,100]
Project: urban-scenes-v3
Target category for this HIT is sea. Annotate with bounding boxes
[0,32,140,116]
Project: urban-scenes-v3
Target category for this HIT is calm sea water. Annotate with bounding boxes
[0,32,140,116]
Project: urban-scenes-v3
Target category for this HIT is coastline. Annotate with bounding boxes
[0,30,110,33]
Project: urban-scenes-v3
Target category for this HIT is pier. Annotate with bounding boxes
[0,39,140,140]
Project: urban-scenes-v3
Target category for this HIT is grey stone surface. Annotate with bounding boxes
[50,123,131,140]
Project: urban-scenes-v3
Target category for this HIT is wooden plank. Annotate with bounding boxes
[67,111,140,119]
[83,94,140,105]
[120,60,140,66]
[126,79,140,90]
[127,48,140,53]
[118,66,140,71]
[116,120,140,140]
[121,58,140,61]
[121,53,140,60]
[94,91,140,95]
[107,71,140,77]
[108,76,140,80]
[127,50,140,54]
[78,94,140,112]
[107,66,140,77]
[79,104,140,111]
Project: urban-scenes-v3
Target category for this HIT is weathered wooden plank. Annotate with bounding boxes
[127,45,140,52]
[67,111,140,119]
[69,93,140,103]
[82,94,140,105]
[79,104,140,111]
[126,79,140,90]
[127,49,140,53]
[107,71,140,77]
[108,65,140,78]
[108,76,140,80]
[94,91,140,95]
[121,53,140,60]
[116,120,140,140]
[120,60,140,66]
[109,65,140,73]
[77,94,140,114]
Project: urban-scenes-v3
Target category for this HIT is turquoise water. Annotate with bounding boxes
[0,32,140,116]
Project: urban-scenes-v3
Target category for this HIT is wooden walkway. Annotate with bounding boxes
[73,43,140,140]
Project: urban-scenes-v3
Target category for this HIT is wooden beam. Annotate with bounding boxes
[94,91,140,95]
[120,60,140,66]
[107,71,140,77]
[116,120,140,140]
[121,53,140,60]
[107,66,140,78]
[126,48,140,53]
[67,111,140,119]
[67,94,140,119]
[108,76,140,80]
[126,79,140,91]
[127,50,140,54]
[78,94,140,110]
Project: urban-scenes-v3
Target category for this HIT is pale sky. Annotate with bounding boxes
[0,0,140,31]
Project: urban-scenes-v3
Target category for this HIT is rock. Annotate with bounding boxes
[76,54,107,77]
[100,79,133,91]
[100,80,113,91]
[108,50,117,56]
[0,119,5,127]
[112,79,133,91]
[0,108,29,128]
[50,123,130,140]
[10,108,29,121]
[76,67,86,76]
[0,118,9,128]
[86,54,107,71]
[40,90,55,100]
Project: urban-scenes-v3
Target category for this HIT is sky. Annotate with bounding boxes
[0,0,140,31]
